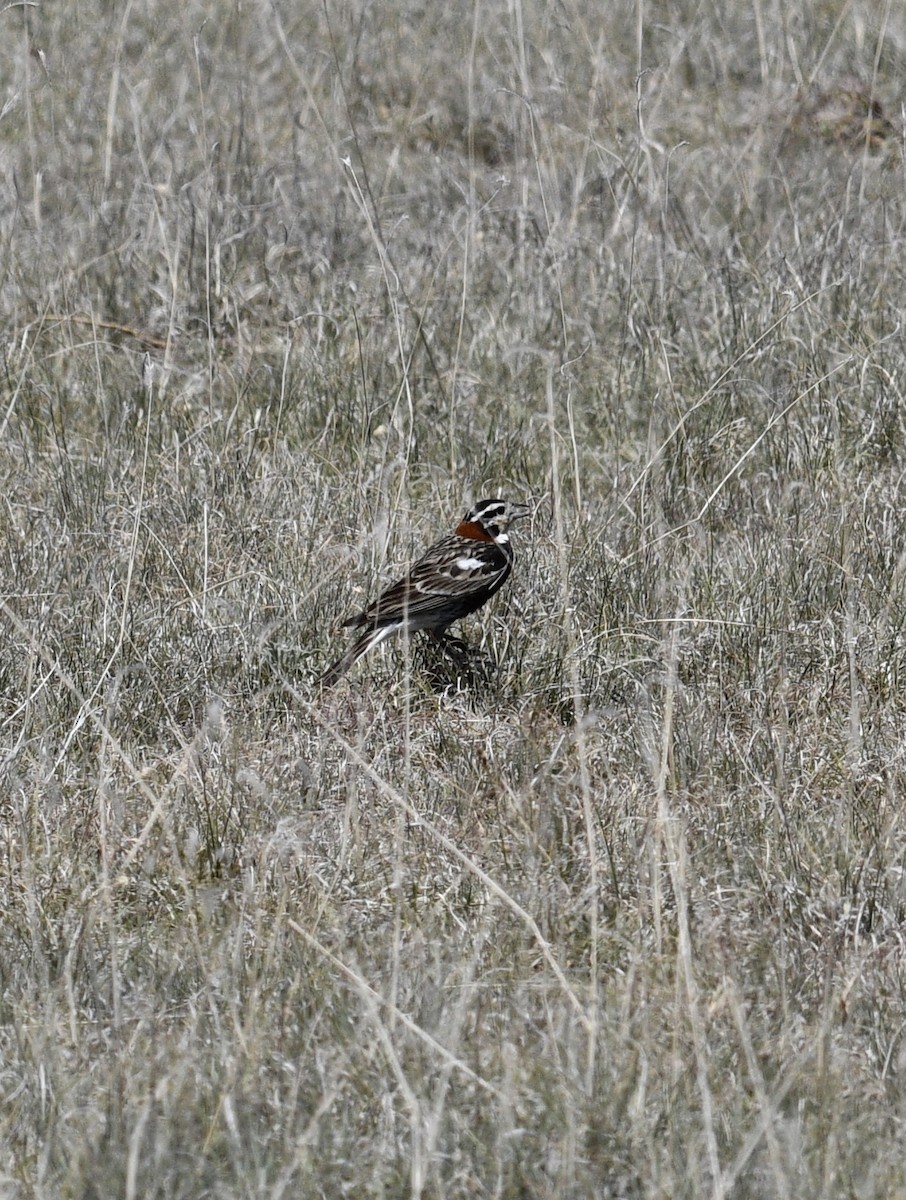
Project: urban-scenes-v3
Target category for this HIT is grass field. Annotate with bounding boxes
[2,0,906,1196]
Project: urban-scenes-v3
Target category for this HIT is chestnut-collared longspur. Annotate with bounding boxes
[319,498,530,687]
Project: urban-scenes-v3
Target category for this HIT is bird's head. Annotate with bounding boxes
[456,498,531,544]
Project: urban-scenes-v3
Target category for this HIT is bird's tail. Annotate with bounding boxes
[318,624,398,688]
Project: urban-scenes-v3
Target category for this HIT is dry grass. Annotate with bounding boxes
[2,0,906,1196]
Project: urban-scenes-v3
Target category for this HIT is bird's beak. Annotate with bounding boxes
[506,502,532,526]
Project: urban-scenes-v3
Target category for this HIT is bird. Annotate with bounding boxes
[318,497,531,687]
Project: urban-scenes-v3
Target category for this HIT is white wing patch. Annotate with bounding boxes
[454,556,487,572]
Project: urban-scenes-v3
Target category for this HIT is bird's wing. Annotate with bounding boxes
[344,534,510,627]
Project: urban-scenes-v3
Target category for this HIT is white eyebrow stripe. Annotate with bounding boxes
[455,556,487,571]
